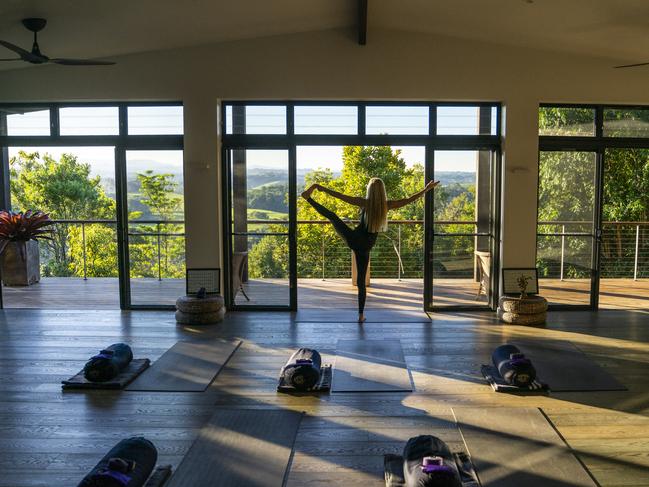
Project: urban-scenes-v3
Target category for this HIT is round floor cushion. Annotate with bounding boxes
[176,295,224,313]
[175,308,225,325]
[498,295,548,314]
[497,308,547,326]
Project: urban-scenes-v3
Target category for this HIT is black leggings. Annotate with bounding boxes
[305,197,377,313]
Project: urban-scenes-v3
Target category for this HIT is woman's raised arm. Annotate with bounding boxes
[387,180,439,210]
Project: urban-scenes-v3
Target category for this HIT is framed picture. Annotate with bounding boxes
[502,268,539,295]
[186,268,221,295]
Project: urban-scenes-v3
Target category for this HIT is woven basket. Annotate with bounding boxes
[176,295,224,313]
[175,308,225,325]
[498,295,548,314]
[497,308,546,326]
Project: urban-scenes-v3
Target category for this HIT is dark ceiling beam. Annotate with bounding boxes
[358,0,368,45]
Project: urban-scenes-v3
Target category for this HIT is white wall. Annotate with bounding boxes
[2,27,648,283]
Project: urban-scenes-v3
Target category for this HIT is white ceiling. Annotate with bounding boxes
[1,0,649,69]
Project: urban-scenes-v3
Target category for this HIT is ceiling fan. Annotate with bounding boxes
[615,61,649,69]
[0,18,115,66]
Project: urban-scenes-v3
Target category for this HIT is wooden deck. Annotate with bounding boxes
[1,308,649,485]
[2,277,648,309]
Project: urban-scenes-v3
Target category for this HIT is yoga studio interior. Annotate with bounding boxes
[2,1,649,486]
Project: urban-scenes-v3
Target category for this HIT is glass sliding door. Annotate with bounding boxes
[536,151,598,307]
[125,150,185,306]
[225,149,292,308]
[600,148,649,309]
[428,149,497,309]
[2,146,120,308]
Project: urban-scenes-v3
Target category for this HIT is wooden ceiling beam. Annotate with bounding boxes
[358,0,368,45]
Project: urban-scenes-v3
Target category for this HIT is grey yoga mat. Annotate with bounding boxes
[454,407,596,487]
[126,339,241,392]
[165,409,303,487]
[513,339,626,392]
[332,339,412,392]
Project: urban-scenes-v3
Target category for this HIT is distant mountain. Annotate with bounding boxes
[434,171,475,185]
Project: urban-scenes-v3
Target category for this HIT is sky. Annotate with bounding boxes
[6,104,489,176]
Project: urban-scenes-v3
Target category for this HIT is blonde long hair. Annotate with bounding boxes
[365,178,388,233]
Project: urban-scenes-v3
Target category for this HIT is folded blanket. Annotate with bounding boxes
[63,359,150,390]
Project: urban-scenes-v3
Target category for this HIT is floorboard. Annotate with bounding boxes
[0,308,648,485]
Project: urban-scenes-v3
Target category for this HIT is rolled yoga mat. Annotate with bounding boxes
[492,344,536,387]
[281,348,322,390]
[402,436,462,487]
[83,343,133,382]
[77,436,157,487]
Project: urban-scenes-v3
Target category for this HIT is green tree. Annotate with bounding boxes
[248,146,455,280]
[10,151,115,276]
[133,171,185,279]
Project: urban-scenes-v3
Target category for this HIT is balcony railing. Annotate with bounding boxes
[246,219,482,280]
[39,219,185,280]
[537,221,649,280]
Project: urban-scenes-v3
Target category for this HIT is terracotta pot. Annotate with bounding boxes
[1,240,41,286]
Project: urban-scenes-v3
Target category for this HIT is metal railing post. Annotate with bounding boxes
[321,231,325,281]
[157,222,162,281]
[559,225,566,281]
[397,224,402,281]
[634,224,640,281]
[81,222,87,280]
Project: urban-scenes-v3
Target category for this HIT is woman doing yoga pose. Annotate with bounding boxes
[301,177,438,322]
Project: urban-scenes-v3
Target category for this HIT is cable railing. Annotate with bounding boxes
[246,219,482,280]
[39,219,185,280]
[537,220,649,280]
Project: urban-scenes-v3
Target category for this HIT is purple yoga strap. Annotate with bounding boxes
[509,358,532,367]
[96,468,132,485]
[421,464,455,475]
[91,353,114,361]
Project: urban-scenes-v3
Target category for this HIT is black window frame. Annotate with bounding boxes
[221,100,503,312]
[0,101,184,310]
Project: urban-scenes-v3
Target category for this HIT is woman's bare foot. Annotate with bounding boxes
[301,184,317,199]
[358,313,366,323]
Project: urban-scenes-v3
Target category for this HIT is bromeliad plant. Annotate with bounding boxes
[0,210,55,256]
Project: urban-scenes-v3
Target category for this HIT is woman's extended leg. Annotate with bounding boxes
[354,250,370,322]
[303,196,355,246]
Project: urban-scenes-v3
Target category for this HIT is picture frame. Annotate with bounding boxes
[502,268,539,295]
[186,268,221,295]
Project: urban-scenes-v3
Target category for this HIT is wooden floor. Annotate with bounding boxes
[1,308,649,486]
[3,277,648,310]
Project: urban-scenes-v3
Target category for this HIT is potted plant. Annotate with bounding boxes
[0,210,54,286]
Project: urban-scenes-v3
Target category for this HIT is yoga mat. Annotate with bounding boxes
[332,339,412,392]
[62,358,150,390]
[126,340,241,392]
[144,465,173,487]
[454,407,596,487]
[514,340,626,392]
[295,308,431,323]
[165,409,302,487]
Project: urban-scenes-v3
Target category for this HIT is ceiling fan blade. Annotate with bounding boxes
[0,40,46,63]
[0,39,31,57]
[614,61,649,69]
[50,58,115,66]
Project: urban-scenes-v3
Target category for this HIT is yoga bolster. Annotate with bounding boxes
[282,348,322,390]
[492,344,536,387]
[84,343,133,382]
[77,436,157,487]
[403,435,462,487]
